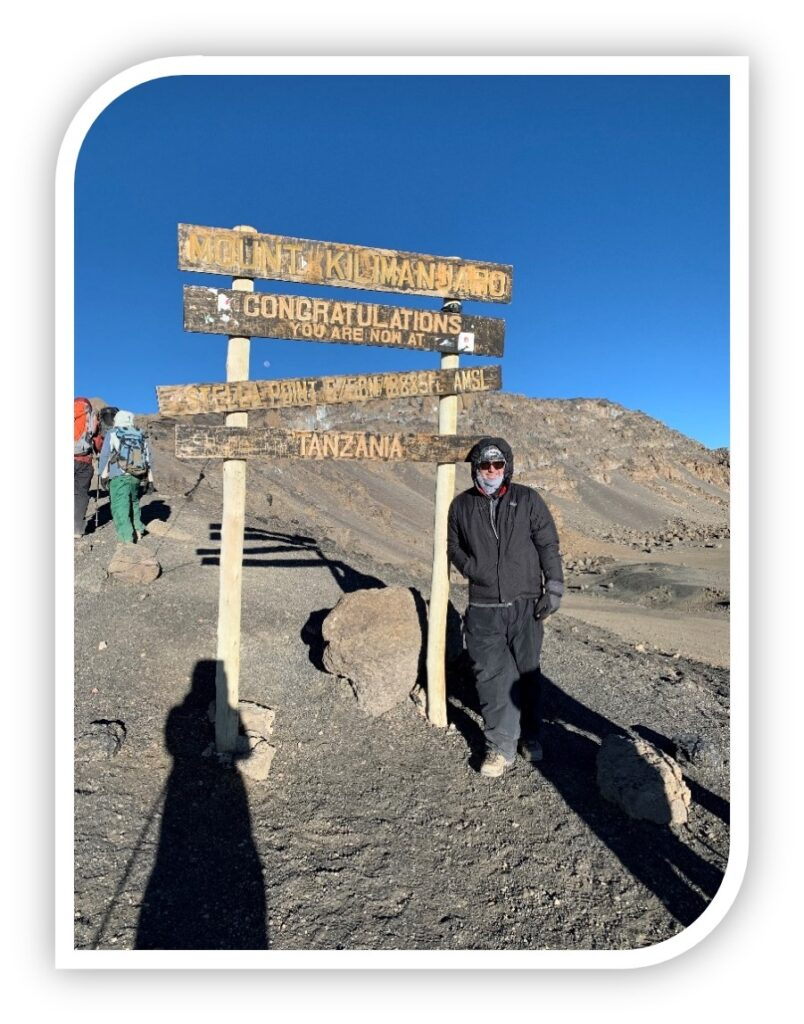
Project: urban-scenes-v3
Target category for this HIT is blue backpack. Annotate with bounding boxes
[113,427,149,478]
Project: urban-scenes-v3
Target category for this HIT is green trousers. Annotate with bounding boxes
[109,474,145,543]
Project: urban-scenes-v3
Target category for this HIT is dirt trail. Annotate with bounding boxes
[560,595,729,669]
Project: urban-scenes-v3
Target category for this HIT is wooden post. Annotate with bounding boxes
[215,226,256,752]
[426,300,461,727]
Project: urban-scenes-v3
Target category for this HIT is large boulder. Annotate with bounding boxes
[597,733,691,825]
[322,587,426,717]
[108,543,161,584]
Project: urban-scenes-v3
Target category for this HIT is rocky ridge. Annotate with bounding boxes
[139,391,728,576]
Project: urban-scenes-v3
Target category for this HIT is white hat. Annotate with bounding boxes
[114,410,135,429]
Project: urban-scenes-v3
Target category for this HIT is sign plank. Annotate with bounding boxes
[157,366,502,416]
[183,286,505,355]
[178,224,513,303]
[175,426,484,463]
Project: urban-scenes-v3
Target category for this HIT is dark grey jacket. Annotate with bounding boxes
[447,441,563,604]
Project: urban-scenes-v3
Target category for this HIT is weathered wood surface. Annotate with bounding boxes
[176,426,484,463]
[427,352,459,728]
[183,286,505,355]
[178,224,513,303]
[157,365,501,416]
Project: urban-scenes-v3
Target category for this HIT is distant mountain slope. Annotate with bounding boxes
[140,392,729,576]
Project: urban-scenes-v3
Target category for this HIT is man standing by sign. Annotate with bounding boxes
[447,437,564,777]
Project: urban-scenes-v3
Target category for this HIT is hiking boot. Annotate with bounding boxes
[518,737,544,763]
[480,751,515,778]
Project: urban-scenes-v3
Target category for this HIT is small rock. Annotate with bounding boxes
[597,733,691,825]
[409,684,427,718]
[237,737,277,782]
[98,641,108,651]
[238,700,276,739]
[108,543,161,584]
[75,719,127,760]
[672,733,720,767]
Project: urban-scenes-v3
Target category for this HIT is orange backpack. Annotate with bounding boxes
[74,397,98,456]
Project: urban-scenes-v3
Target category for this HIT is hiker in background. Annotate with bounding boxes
[99,410,154,544]
[447,437,564,778]
[74,397,102,539]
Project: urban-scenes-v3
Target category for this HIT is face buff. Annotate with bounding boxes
[477,474,504,496]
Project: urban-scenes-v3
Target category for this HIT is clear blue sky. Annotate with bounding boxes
[75,74,729,448]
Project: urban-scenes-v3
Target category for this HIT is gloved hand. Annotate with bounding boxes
[535,580,564,620]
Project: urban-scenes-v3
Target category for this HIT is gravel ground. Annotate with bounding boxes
[73,493,730,952]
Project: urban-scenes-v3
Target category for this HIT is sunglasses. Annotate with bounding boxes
[479,460,506,471]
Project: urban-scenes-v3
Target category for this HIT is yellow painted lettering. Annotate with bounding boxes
[414,261,436,290]
[397,260,415,287]
[285,245,303,274]
[187,233,212,263]
[326,249,347,279]
[378,256,400,287]
[489,271,507,298]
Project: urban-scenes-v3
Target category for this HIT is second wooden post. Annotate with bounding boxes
[426,300,461,728]
[215,226,256,752]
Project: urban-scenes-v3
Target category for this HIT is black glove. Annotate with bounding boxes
[535,580,564,620]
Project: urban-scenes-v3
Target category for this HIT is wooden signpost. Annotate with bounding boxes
[183,286,504,355]
[214,227,256,753]
[176,427,485,462]
[158,366,501,416]
[172,223,511,749]
[179,224,513,303]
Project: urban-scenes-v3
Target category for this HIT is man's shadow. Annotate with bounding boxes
[135,660,268,949]
[446,658,727,929]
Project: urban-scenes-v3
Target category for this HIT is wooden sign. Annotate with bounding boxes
[158,365,502,416]
[178,224,513,303]
[183,286,505,355]
[176,426,484,463]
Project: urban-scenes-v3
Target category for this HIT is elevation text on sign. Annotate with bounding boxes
[158,366,501,416]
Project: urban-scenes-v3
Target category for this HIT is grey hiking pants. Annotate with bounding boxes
[74,459,94,534]
[464,597,544,760]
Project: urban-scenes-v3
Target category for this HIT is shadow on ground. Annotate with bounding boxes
[446,660,727,929]
[134,660,268,949]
